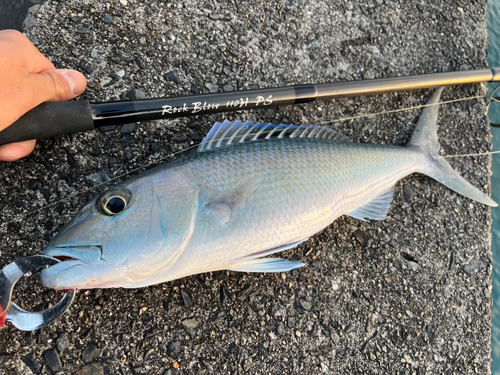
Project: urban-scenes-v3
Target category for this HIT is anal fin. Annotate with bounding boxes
[227,258,304,273]
[347,186,395,221]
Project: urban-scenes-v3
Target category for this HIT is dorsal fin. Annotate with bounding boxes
[197,120,349,152]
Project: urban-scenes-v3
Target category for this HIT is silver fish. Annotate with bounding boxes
[40,89,497,290]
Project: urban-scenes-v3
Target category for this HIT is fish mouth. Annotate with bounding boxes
[41,245,103,266]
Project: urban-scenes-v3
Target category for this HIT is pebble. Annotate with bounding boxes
[277,323,285,335]
[111,55,121,64]
[150,143,159,152]
[102,15,113,23]
[117,69,125,77]
[21,353,40,373]
[164,71,180,84]
[330,330,340,344]
[264,107,277,119]
[84,168,110,187]
[190,83,199,94]
[28,179,41,191]
[82,343,100,363]
[43,348,63,372]
[181,289,192,307]
[135,56,145,69]
[167,341,181,359]
[182,318,200,330]
[126,89,146,100]
[353,229,370,246]
[464,257,480,274]
[223,84,234,92]
[188,119,200,128]
[301,301,312,310]
[121,123,137,134]
[75,362,111,375]
[172,133,188,143]
[287,316,296,328]
[312,260,322,269]
[205,83,219,93]
[56,333,69,353]
[403,185,414,201]
[77,27,90,34]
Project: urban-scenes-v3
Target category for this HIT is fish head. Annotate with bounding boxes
[40,169,200,290]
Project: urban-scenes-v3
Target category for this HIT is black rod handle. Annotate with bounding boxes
[0,101,94,146]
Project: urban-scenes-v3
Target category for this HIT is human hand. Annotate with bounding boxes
[0,30,87,162]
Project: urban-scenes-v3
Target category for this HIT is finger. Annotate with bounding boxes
[27,69,87,103]
[0,140,36,162]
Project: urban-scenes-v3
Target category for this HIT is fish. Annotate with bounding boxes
[39,88,497,290]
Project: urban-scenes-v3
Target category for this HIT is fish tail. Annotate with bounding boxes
[407,87,497,207]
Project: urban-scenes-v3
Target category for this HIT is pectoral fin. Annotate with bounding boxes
[231,239,308,263]
[227,258,304,273]
[347,186,395,221]
[206,176,261,223]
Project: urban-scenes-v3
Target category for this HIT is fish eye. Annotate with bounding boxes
[97,188,132,216]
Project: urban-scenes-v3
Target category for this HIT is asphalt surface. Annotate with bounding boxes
[0,1,494,374]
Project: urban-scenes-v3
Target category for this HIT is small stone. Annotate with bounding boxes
[167,341,181,359]
[205,83,219,93]
[300,301,312,311]
[77,27,90,34]
[21,353,40,373]
[330,330,340,344]
[120,123,137,134]
[277,323,285,335]
[287,316,296,328]
[119,0,127,4]
[403,185,413,201]
[264,107,277,119]
[416,3,423,12]
[135,56,145,69]
[172,133,188,143]
[111,55,121,64]
[188,119,200,128]
[182,318,200,330]
[139,36,147,45]
[345,323,356,334]
[72,49,81,57]
[464,257,480,274]
[85,168,110,187]
[164,71,179,84]
[190,132,202,141]
[75,362,111,375]
[28,179,41,191]
[150,143,159,152]
[223,84,234,92]
[353,229,370,246]
[43,349,62,372]
[190,83,199,94]
[117,69,125,77]
[58,171,72,186]
[312,260,322,269]
[126,89,146,100]
[56,333,69,353]
[82,343,100,363]
[443,286,452,299]
[181,289,192,307]
[295,330,301,337]
[102,15,113,23]
[223,67,232,76]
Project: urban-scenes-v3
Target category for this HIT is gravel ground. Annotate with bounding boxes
[0,1,494,374]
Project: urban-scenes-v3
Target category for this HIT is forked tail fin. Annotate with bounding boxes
[407,88,497,207]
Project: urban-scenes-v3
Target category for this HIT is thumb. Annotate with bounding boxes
[27,69,87,103]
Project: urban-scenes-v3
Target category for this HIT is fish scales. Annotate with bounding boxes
[39,89,497,290]
[169,139,423,277]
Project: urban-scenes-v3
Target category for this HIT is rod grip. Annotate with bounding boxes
[0,101,94,146]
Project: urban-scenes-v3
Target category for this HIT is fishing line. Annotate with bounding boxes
[0,93,495,230]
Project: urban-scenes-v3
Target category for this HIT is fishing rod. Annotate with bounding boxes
[1,67,499,146]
